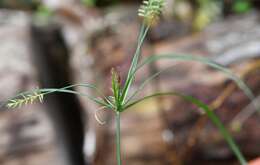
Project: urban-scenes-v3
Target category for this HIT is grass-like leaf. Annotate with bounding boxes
[2,83,111,109]
[38,88,110,108]
[120,24,150,105]
[125,65,177,104]
[136,54,256,103]
[3,1,253,164]
[124,92,247,165]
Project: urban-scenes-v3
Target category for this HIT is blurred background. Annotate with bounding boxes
[0,0,259,164]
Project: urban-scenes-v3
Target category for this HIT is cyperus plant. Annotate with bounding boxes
[2,0,258,164]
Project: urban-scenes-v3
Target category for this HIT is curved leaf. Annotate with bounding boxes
[39,88,110,108]
[136,54,255,103]
[124,92,247,165]
[1,83,111,109]
[125,65,177,105]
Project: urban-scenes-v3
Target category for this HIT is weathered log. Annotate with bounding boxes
[30,21,87,165]
[0,10,61,164]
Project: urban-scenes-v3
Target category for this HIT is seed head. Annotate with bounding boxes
[7,91,44,108]
[138,0,165,26]
[111,68,121,106]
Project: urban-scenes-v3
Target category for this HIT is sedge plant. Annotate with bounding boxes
[1,0,258,164]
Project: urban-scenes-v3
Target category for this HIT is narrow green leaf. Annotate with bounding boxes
[125,65,177,105]
[136,54,255,102]
[1,83,111,109]
[121,24,150,104]
[38,88,109,108]
[124,92,247,165]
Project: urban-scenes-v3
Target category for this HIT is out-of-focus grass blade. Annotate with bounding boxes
[124,92,247,165]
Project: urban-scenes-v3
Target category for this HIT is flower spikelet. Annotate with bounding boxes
[111,68,121,106]
[7,91,44,108]
[138,0,165,25]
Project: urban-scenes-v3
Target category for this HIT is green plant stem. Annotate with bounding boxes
[116,111,122,165]
[121,25,150,104]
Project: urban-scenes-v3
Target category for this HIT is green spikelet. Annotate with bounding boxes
[138,0,165,25]
[7,91,44,108]
[111,68,122,111]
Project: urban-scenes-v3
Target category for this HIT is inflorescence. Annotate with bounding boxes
[138,0,165,25]
[7,91,44,108]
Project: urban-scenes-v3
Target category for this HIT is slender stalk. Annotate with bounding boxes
[116,112,122,165]
[121,25,150,104]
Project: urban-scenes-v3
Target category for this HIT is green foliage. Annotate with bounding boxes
[136,54,255,101]
[34,4,53,22]
[193,0,221,31]
[232,0,252,13]
[124,92,247,165]
[81,0,118,7]
[111,68,122,111]
[120,23,149,106]
[116,112,122,164]
[3,83,109,109]
[3,0,255,164]
[81,0,96,7]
